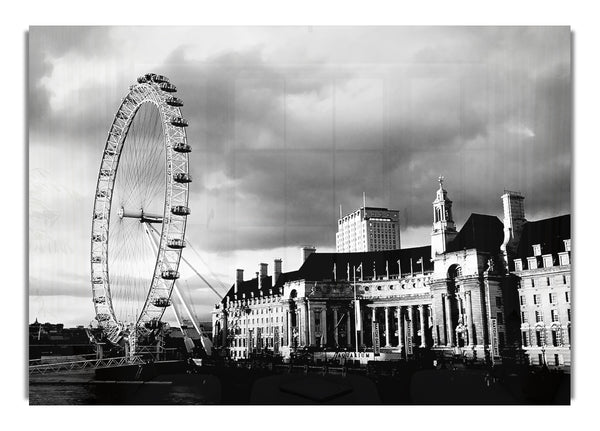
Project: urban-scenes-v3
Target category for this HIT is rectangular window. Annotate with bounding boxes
[498,332,505,348]
[497,312,504,325]
[520,296,526,306]
[543,255,553,268]
[549,293,556,304]
[521,311,528,323]
[567,308,571,321]
[535,310,543,323]
[565,291,570,303]
[514,259,523,271]
[536,330,543,347]
[530,278,535,287]
[527,257,538,270]
[554,354,560,366]
[551,310,559,322]
[533,294,541,305]
[495,297,503,307]
[522,331,529,347]
[533,244,542,256]
[552,330,559,347]
[559,253,570,266]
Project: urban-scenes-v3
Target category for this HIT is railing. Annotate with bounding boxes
[29,355,146,375]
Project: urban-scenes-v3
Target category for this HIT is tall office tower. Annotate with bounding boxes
[336,206,401,252]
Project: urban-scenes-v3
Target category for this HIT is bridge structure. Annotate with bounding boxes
[28,355,147,375]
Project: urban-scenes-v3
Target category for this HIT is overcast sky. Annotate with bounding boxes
[29,26,571,326]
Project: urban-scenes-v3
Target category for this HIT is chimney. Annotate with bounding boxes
[234,269,244,294]
[273,259,282,283]
[301,246,316,262]
[259,263,268,278]
[501,191,526,266]
[256,271,260,290]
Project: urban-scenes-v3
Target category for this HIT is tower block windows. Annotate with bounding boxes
[431,176,458,259]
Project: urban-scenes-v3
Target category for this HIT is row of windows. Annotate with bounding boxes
[521,275,570,288]
[521,309,570,323]
[231,337,284,349]
[230,324,284,335]
[520,291,569,306]
[522,327,570,347]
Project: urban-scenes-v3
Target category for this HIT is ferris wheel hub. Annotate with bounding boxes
[117,206,163,224]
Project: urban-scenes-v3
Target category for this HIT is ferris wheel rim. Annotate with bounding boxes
[90,75,191,343]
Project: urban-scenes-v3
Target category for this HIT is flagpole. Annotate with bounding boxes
[353,265,358,354]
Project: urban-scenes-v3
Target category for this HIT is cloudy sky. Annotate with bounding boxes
[29,26,571,326]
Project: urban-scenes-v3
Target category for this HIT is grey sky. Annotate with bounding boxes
[29,26,571,326]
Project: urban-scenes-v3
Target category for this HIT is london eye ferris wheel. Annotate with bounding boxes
[90,73,192,353]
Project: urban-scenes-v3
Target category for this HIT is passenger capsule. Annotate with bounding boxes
[167,238,186,249]
[172,142,191,153]
[159,82,177,93]
[171,117,188,127]
[94,296,106,304]
[152,74,169,84]
[92,234,105,242]
[91,256,102,263]
[166,97,184,107]
[161,269,180,280]
[137,75,148,84]
[152,297,171,307]
[171,205,191,216]
[145,318,161,329]
[173,173,192,183]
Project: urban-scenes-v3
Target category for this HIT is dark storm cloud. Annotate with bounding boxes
[29,27,114,129]
[167,30,570,252]
[31,27,571,256]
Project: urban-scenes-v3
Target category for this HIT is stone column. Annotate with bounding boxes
[321,307,328,346]
[282,308,289,346]
[307,303,314,346]
[396,306,403,349]
[333,308,339,347]
[419,304,426,347]
[384,307,391,347]
[359,308,364,348]
[465,291,474,346]
[407,305,414,349]
[371,307,377,347]
[445,294,454,347]
[428,304,435,347]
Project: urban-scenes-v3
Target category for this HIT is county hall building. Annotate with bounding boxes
[212,179,571,368]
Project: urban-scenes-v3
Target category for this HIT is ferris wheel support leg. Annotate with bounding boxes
[144,223,201,348]
[146,224,223,300]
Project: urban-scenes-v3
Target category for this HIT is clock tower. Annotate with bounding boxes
[431,176,458,259]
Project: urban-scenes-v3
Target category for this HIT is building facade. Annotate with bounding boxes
[336,207,401,253]
[213,181,571,368]
[512,215,571,367]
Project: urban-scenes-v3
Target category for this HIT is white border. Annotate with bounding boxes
[6,0,598,428]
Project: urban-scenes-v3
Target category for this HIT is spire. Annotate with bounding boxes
[431,176,458,259]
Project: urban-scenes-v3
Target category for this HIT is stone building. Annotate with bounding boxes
[511,214,571,367]
[212,180,571,368]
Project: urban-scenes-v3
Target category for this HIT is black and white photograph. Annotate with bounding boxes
[27,24,574,406]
